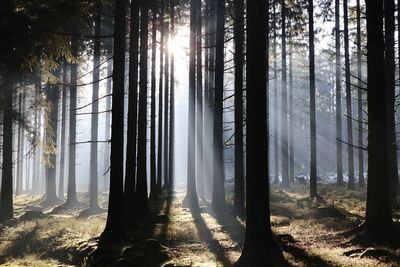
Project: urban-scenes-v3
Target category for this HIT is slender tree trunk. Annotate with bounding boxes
[16,92,22,195]
[100,0,127,242]
[211,0,225,211]
[273,4,279,185]
[163,1,170,190]
[233,0,244,217]
[150,2,158,200]
[184,0,199,207]
[343,0,355,190]
[309,0,318,198]
[235,0,281,264]
[124,0,140,223]
[168,0,175,191]
[157,0,164,194]
[196,0,205,200]
[384,0,398,207]
[365,0,394,235]
[335,0,343,186]
[356,0,364,188]
[103,57,112,192]
[89,1,102,210]
[66,36,79,206]
[136,0,150,216]
[59,62,68,199]
[288,18,294,182]
[280,1,289,188]
[0,81,14,222]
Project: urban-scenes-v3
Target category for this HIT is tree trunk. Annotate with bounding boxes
[184,0,199,207]
[66,36,80,206]
[343,0,355,190]
[288,18,294,182]
[103,56,112,192]
[235,0,281,264]
[163,1,170,190]
[149,2,158,200]
[168,0,175,191]
[59,62,68,199]
[365,0,394,235]
[356,0,364,188]
[89,0,101,210]
[16,92,23,195]
[233,0,244,217]
[280,1,289,188]
[157,0,164,194]
[211,0,225,211]
[335,0,343,186]
[273,4,279,185]
[309,0,318,198]
[136,0,150,216]
[100,0,127,242]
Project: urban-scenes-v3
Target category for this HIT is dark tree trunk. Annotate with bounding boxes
[233,0,244,217]
[280,1,289,188]
[309,0,318,198]
[196,0,205,200]
[343,0,355,190]
[273,4,279,185]
[356,0,364,188]
[157,0,164,194]
[365,0,394,235]
[384,0,398,207]
[168,0,175,190]
[0,81,14,222]
[66,36,80,206]
[184,0,199,207]
[16,92,23,195]
[163,1,170,190]
[335,0,343,186]
[124,0,140,223]
[136,0,150,216]
[288,18,294,182]
[100,0,127,242]
[149,2,158,200]
[59,62,68,199]
[211,0,225,211]
[89,0,102,210]
[235,0,281,264]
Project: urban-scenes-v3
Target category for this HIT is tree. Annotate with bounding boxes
[59,62,68,199]
[335,0,343,187]
[272,3,279,185]
[184,0,199,207]
[163,0,170,191]
[365,0,394,236]
[211,0,226,211]
[308,0,318,198]
[233,0,245,217]
[235,0,281,264]
[100,0,127,242]
[343,0,355,190]
[136,0,150,216]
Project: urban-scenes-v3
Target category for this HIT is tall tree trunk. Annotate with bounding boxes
[288,18,294,182]
[235,0,281,264]
[16,92,23,195]
[103,57,112,192]
[184,0,199,207]
[343,0,355,190]
[273,4,279,185]
[163,1,170,190]
[66,36,79,206]
[136,0,150,216]
[168,0,175,191]
[280,1,289,188]
[89,1,102,210]
[196,0,205,200]
[157,0,164,194]
[211,0,225,211]
[309,0,318,198]
[233,0,244,217]
[0,81,14,222]
[100,0,127,242]
[335,0,343,186]
[149,2,158,200]
[384,0,398,207]
[365,0,394,235]
[356,0,364,188]
[59,62,68,199]
[124,0,140,223]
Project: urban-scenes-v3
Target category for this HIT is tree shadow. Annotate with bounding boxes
[190,207,233,266]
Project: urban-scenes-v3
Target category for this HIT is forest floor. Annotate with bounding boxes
[0,183,400,266]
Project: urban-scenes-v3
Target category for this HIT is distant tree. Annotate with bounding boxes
[234,0,282,265]
[59,62,68,199]
[272,3,279,185]
[100,0,127,242]
[163,0,170,191]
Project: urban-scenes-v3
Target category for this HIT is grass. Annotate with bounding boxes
[1,184,399,266]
